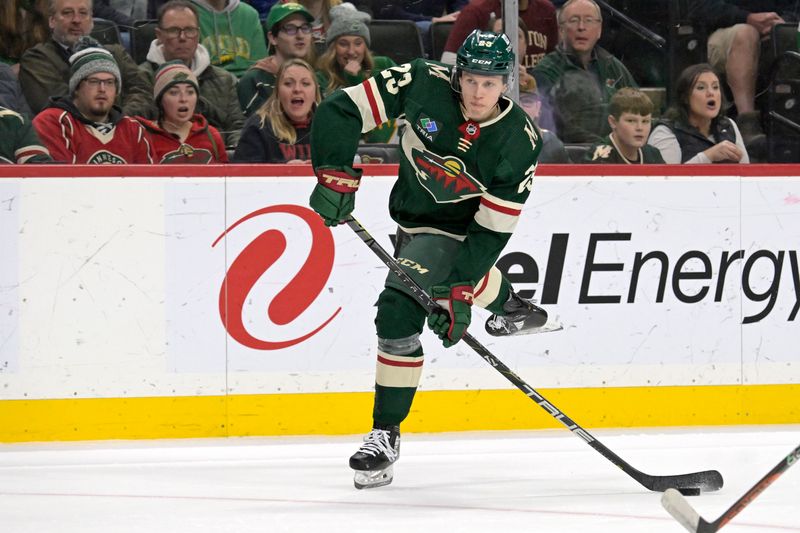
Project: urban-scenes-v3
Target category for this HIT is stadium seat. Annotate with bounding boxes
[369,20,424,65]
[772,23,799,57]
[430,21,454,61]
[131,19,158,65]
[640,87,667,116]
[767,50,800,162]
[356,143,400,164]
[91,18,122,46]
[666,1,706,107]
[564,143,593,163]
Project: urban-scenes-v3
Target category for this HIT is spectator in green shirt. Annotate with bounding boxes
[532,0,637,143]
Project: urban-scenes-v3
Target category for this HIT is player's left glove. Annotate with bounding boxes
[309,166,362,226]
[427,282,474,348]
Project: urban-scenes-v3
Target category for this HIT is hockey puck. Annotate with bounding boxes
[678,488,701,496]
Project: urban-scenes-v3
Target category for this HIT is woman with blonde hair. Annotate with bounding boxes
[233,58,320,163]
[315,4,397,143]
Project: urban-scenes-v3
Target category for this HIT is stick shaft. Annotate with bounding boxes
[712,442,800,530]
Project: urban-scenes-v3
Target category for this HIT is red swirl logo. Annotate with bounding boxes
[212,204,340,350]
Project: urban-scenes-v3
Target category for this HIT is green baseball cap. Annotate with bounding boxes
[266,2,314,34]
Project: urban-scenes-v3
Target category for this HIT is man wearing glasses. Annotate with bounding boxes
[19,0,154,117]
[532,0,637,144]
[237,2,315,117]
[139,0,245,145]
[33,37,155,164]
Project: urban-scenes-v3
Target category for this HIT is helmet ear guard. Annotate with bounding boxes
[450,30,516,93]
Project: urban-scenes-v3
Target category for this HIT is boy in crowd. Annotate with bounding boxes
[585,87,664,164]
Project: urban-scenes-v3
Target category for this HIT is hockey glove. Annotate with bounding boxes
[427,282,474,348]
[309,166,362,227]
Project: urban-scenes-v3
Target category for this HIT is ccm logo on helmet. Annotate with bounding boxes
[472,59,492,64]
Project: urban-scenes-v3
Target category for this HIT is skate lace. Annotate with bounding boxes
[358,429,398,460]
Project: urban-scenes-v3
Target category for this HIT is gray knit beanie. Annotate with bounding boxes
[68,36,122,95]
[326,4,371,47]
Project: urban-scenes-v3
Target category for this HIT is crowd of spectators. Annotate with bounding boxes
[0,0,798,166]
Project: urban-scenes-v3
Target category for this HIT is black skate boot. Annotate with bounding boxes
[349,425,400,489]
[485,291,561,336]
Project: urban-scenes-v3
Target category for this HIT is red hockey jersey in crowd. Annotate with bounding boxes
[32,98,154,164]
[442,0,558,68]
[136,114,229,164]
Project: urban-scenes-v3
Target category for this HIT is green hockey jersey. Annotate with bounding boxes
[311,59,542,285]
[0,106,51,164]
[584,135,665,164]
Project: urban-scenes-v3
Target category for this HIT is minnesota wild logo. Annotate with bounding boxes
[87,151,126,164]
[161,144,213,164]
[591,144,613,161]
[411,148,484,203]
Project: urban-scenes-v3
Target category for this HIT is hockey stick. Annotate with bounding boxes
[345,216,723,494]
[661,442,800,532]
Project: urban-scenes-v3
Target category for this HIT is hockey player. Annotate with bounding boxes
[309,30,546,489]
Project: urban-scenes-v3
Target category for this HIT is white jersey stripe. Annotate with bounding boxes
[344,78,389,133]
[474,192,524,234]
[473,266,505,309]
[15,145,49,164]
[376,350,424,388]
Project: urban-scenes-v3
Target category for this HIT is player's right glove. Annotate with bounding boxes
[427,282,474,348]
[309,166,362,227]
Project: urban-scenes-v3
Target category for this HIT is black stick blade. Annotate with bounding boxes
[643,469,724,493]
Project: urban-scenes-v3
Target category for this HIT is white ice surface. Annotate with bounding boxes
[1,426,798,533]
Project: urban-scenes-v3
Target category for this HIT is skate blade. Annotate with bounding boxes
[522,318,564,335]
[353,465,394,489]
[486,317,564,337]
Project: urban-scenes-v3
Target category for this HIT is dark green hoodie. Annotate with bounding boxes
[190,0,269,78]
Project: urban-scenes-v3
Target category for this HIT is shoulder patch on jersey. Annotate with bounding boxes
[415,114,440,142]
[412,148,485,203]
[523,117,539,150]
[592,145,613,160]
[426,62,451,82]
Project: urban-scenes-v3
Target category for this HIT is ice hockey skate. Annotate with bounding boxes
[485,292,563,337]
[349,425,400,489]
